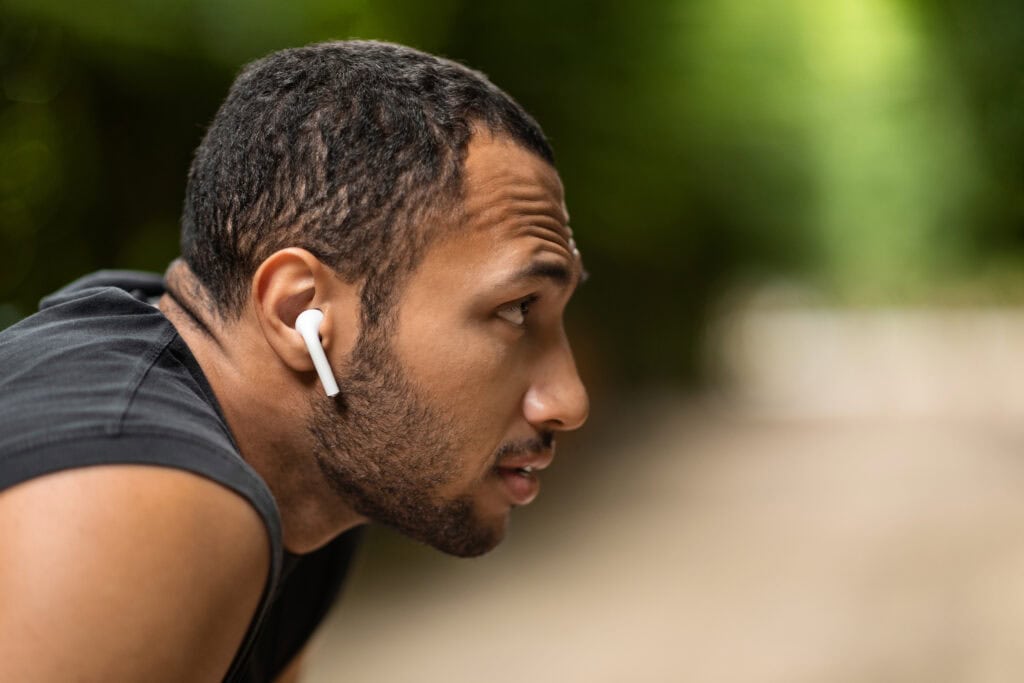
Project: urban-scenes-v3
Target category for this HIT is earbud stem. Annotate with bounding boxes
[295,309,340,397]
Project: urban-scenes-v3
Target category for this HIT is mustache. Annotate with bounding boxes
[493,432,554,462]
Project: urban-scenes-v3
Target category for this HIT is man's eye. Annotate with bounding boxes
[496,296,536,327]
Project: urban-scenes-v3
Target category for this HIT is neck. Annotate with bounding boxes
[159,259,366,553]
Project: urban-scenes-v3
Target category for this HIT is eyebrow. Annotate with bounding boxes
[505,259,587,293]
[520,261,572,285]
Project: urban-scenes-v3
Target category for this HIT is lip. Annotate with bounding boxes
[494,446,554,506]
[496,445,555,472]
[496,466,542,505]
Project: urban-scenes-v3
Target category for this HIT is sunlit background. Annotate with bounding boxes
[3,1,1024,680]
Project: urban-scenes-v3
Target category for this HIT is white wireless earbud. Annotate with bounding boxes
[294,309,340,397]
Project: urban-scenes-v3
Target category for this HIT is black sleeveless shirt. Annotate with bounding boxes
[0,271,360,682]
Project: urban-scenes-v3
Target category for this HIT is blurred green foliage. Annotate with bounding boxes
[1,0,1022,385]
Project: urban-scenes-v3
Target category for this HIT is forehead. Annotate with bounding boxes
[459,133,568,232]
[413,134,572,279]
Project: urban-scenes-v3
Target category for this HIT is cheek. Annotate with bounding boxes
[402,324,527,422]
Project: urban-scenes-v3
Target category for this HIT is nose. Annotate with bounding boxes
[522,343,589,432]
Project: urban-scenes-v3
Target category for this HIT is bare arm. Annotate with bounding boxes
[274,649,307,683]
[0,465,270,682]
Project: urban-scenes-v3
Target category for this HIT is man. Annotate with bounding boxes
[0,41,588,682]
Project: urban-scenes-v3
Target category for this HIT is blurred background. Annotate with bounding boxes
[4,0,1024,680]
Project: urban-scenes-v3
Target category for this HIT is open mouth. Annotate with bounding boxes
[496,465,541,505]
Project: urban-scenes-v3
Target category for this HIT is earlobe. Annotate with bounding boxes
[295,309,340,397]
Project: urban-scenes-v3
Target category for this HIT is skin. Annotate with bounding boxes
[0,466,269,682]
[0,132,588,681]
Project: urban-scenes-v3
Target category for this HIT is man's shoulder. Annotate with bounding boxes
[36,269,167,309]
[0,271,253,501]
[0,464,271,681]
[0,271,173,406]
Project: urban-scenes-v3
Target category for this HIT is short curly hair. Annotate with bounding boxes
[180,40,553,326]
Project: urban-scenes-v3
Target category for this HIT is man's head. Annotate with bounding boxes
[177,41,587,556]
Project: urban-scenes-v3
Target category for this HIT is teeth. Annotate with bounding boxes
[519,466,534,474]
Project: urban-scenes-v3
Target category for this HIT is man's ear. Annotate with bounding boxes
[250,248,360,375]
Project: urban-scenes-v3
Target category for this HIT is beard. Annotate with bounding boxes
[306,326,503,558]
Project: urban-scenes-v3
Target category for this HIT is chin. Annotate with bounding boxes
[425,509,508,558]
[436,534,503,558]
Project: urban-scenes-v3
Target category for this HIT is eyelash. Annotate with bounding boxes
[496,294,539,327]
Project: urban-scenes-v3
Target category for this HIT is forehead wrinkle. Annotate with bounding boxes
[516,225,573,257]
[461,183,569,242]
